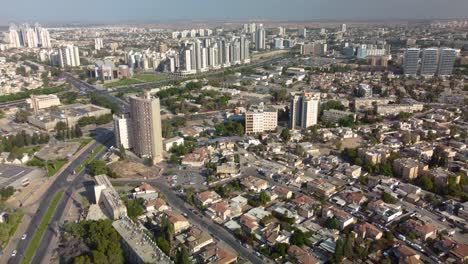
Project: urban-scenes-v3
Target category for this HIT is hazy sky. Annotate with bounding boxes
[1,0,468,24]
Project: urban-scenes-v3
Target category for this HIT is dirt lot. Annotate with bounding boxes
[108,160,161,179]
[36,141,81,160]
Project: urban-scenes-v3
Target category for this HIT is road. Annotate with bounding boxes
[112,178,265,264]
[8,131,113,264]
[30,134,113,264]
[0,100,27,109]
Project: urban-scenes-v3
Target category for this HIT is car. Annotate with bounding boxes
[182,213,188,217]
[21,234,27,240]
[11,250,17,257]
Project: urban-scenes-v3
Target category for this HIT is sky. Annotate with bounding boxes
[1,0,468,24]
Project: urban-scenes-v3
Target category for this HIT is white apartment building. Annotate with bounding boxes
[245,104,278,134]
[114,115,132,150]
[290,92,320,130]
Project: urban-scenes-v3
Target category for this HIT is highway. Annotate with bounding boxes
[112,178,266,264]
[8,131,114,264]
[0,100,27,109]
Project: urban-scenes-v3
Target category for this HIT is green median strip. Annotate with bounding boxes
[21,190,64,264]
[75,144,105,173]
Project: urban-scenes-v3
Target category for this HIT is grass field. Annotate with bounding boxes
[46,160,68,176]
[67,138,93,150]
[103,73,168,88]
[21,190,64,264]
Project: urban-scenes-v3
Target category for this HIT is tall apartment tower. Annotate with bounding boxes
[437,48,456,76]
[420,48,439,76]
[245,103,278,134]
[300,28,307,38]
[114,114,132,150]
[95,38,104,50]
[403,48,420,76]
[58,45,81,68]
[341,24,347,32]
[256,25,265,50]
[290,92,320,130]
[129,92,163,163]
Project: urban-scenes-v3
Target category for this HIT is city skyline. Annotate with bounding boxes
[1,0,468,24]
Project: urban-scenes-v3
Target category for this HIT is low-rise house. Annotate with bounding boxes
[322,206,356,230]
[240,176,269,193]
[239,214,259,234]
[185,227,213,254]
[307,179,336,198]
[164,210,190,234]
[272,186,293,199]
[194,191,222,207]
[354,222,383,240]
[144,198,168,212]
[344,165,362,178]
[132,183,157,199]
[435,239,468,264]
[404,219,437,241]
[394,245,421,264]
[287,245,320,264]
[200,244,237,264]
[181,147,210,167]
[207,201,232,222]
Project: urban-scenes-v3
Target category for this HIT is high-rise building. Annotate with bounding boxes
[57,45,81,68]
[129,92,163,163]
[278,26,285,36]
[95,38,104,50]
[273,38,284,49]
[300,28,307,38]
[245,103,278,134]
[255,25,265,50]
[420,48,439,76]
[341,24,347,32]
[8,25,21,48]
[290,92,320,130]
[403,48,420,76]
[8,23,50,49]
[114,114,132,150]
[437,48,456,76]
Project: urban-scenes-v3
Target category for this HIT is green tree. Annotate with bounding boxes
[324,217,340,230]
[259,190,271,205]
[418,175,433,191]
[14,110,31,123]
[381,192,397,204]
[280,128,291,141]
[290,229,306,246]
[125,198,145,221]
[175,245,192,264]
[87,160,108,176]
[334,238,344,263]
[156,237,171,255]
[0,187,15,200]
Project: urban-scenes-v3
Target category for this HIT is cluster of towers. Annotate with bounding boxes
[404,47,457,76]
[176,36,251,75]
[8,23,51,48]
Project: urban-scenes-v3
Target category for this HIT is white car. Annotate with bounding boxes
[21,234,27,240]
[11,250,17,257]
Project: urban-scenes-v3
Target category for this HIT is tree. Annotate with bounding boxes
[87,160,108,176]
[14,110,31,123]
[272,243,288,257]
[290,229,306,246]
[0,187,15,200]
[156,237,171,255]
[418,175,433,191]
[175,245,192,264]
[280,128,291,141]
[259,190,271,205]
[118,146,127,160]
[272,89,289,102]
[125,198,145,221]
[381,192,397,204]
[324,217,340,230]
[334,238,344,263]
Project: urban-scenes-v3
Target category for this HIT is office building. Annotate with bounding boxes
[437,48,456,76]
[273,38,284,49]
[420,48,438,76]
[129,92,163,163]
[255,25,265,50]
[245,103,278,134]
[95,38,104,50]
[290,92,320,130]
[403,48,420,76]
[114,114,132,150]
[27,94,61,114]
